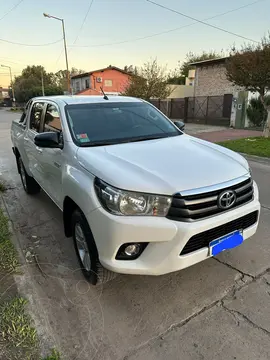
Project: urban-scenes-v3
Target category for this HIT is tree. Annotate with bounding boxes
[180,50,222,78]
[167,51,222,85]
[13,65,63,103]
[54,67,85,91]
[167,61,185,85]
[122,59,172,100]
[246,98,267,127]
[226,35,270,137]
[123,65,139,75]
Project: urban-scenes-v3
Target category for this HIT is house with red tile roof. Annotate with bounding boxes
[71,65,130,96]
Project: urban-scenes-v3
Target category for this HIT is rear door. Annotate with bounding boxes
[24,101,45,186]
[37,102,64,207]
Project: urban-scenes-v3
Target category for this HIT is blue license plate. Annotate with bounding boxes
[209,230,243,256]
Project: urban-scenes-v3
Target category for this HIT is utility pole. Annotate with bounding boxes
[43,13,70,93]
[61,19,70,93]
[41,69,45,96]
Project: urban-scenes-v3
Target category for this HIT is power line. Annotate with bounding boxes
[73,0,95,45]
[0,57,28,66]
[70,0,264,48]
[55,50,64,66]
[0,38,63,47]
[145,0,260,43]
[0,73,21,75]
[55,0,95,66]
[0,0,24,21]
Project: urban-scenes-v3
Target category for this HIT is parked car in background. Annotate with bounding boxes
[11,95,260,285]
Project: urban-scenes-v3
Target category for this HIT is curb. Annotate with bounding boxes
[0,193,26,266]
[0,190,30,269]
[240,153,270,165]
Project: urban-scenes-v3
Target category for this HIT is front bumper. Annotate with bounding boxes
[87,185,260,276]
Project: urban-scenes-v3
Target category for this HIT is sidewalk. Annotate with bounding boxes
[189,128,262,142]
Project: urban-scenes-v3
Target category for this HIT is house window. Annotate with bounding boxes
[85,79,90,89]
[104,79,112,87]
[75,81,80,92]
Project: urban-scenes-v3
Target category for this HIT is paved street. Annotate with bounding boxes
[184,123,262,142]
[1,109,270,360]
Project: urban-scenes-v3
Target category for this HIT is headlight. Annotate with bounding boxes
[94,178,172,216]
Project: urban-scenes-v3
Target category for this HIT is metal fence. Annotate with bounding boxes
[150,98,186,119]
[150,94,233,126]
[187,94,232,126]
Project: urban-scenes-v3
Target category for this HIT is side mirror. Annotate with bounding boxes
[34,132,62,149]
[19,112,26,123]
[174,120,185,131]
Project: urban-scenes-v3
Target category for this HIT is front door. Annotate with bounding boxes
[24,101,45,186]
[38,102,64,208]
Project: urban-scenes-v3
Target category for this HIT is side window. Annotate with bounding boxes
[30,102,44,132]
[19,100,32,123]
[43,104,62,133]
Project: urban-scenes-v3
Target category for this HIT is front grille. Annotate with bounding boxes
[167,178,254,222]
[180,211,258,255]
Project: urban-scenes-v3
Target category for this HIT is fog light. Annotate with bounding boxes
[116,242,148,260]
[124,244,141,256]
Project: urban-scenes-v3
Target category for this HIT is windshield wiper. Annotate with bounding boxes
[79,134,179,147]
[124,135,168,143]
[80,141,119,147]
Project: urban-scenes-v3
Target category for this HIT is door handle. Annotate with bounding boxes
[36,147,43,154]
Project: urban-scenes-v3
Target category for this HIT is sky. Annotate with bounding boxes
[0,0,270,87]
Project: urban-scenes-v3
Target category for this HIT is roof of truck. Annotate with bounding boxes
[33,95,143,105]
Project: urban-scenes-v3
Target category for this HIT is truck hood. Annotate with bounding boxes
[77,134,249,195]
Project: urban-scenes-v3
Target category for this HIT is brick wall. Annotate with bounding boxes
[194,64,241,97]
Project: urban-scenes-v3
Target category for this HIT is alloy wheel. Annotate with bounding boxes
[74,223,91,271]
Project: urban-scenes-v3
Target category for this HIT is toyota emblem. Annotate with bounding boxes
[218,190,236,209]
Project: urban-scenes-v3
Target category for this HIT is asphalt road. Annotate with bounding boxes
[1,109,270,360]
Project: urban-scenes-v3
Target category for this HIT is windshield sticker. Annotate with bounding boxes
[112,108,122,113]
[77,133,90,143]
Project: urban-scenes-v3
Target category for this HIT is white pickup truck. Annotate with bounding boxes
[11,95,260,285]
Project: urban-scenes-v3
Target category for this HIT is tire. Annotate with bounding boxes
[71,209,117,285]
[18,157,40,195]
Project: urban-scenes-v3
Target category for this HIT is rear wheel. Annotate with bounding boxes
[71,209,116,285]
[18,157,40,195]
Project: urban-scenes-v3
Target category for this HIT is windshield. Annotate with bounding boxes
[65,102,181,147]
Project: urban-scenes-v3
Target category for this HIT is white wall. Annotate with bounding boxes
[71,76,91,94]
[167,85,194,98]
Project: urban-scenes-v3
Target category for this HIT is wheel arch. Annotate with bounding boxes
[14,147,21,173]
[63,196,80,237]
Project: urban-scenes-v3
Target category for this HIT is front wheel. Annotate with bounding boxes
[71,209,116,285]
[18,158,40,195]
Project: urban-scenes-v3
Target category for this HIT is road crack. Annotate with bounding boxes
[122,298,221,360]
[262,205,270,211]
[221,302,270,336]
[123,265,270,359]
[213,257,254,279]
[262,276,270,287]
